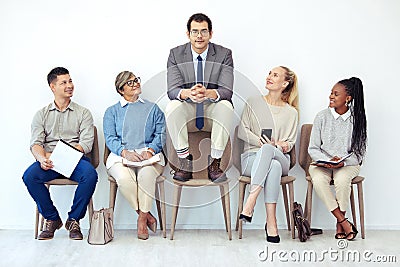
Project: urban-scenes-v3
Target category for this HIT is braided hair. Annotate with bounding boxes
[338,77,367,161]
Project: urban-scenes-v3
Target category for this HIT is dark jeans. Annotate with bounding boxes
[23,156,98,221]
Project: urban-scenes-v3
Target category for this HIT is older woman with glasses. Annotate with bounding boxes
[103,71,166,240]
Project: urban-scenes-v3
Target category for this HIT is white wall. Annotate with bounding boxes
[1,0,399,230]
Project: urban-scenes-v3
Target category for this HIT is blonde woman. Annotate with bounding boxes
[238,66,299,243]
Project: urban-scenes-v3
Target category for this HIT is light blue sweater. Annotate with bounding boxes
[103,98,165,156]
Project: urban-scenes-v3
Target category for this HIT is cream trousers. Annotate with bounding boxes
[165,100,233,152]
[309,165,360,212]
[108,162,163,212]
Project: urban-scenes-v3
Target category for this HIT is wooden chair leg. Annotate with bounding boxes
[288,181,295,239]
[109,181,118,209]
[281,183,291,231]
[40,215,45,232]
[170,184,182,240]
[158,181,167,238]
[35,207,39,239]
[357,182,365,239]
[236,181,247,232]
[238,219,243,240]
[36,184,50,239]
[304,189,309,218]
[305,181,313,225]
[155,183,162,230]
[222,183,232,240]
[237,182,247,239]
[219,185,228,232]
[88,198,94,224]
[350,186,357,229]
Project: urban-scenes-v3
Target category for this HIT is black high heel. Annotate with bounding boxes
[338,218,358,241]
[239,213,252,223]
[265,223,280,243]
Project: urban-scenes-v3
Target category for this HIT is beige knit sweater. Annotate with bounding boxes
[238,96,298,154]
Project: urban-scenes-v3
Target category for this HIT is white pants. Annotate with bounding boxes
[108,163,163,212]
[309,165,360,212]
[165,100,233,152]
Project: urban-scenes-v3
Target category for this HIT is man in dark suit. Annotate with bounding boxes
[166,13,234,183]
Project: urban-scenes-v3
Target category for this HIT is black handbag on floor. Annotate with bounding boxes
[292,202,322,242]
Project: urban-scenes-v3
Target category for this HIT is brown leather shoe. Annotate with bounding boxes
[208,156,227,183]
[65,219,83,240]
[137,211,149,240]
[147,212,157,233]
[38,218,63,240]
[173,154,193,182]
[136,210,157,233]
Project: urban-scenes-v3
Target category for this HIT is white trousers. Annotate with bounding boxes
[108,163,163,212]
[309,165,360,212]
[165,100,233,153]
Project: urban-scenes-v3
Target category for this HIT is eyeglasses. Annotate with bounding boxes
[125,77,141,87]
[190,29,209,37]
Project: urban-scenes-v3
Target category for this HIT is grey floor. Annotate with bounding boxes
[1,228,399,267]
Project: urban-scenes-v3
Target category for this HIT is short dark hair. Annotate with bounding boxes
[47,67,69,85]
[187,13,212,32]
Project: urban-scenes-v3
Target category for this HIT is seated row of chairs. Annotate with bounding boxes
[34,124,365,240]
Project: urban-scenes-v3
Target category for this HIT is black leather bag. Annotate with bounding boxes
[292,202,322,242]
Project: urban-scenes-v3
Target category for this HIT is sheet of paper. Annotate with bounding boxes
[122,148,161,167]
[49,140,83,178]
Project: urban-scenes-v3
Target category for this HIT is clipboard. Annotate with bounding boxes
[49,140,84,177]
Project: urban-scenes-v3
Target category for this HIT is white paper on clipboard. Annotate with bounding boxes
[49,140,83,178]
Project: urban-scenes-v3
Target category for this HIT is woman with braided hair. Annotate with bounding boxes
[308,77,367,241]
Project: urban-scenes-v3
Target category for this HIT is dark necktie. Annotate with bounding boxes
[196,55,204,130]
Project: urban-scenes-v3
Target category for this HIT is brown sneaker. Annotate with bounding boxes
[173,154,193,182]
[38,218,63,240]
[208,156,227,183]
[65,219,83,240]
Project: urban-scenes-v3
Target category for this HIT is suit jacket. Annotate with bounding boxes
[167,42,234,103]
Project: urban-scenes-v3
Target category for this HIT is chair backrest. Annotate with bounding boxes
[232,125,296,175]
[232,126,244,173]
[85,126,99,168]
[166,130,232,179]
[298,124,313,176]
[104,143,110,166]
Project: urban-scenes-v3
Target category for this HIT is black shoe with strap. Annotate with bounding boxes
[338,218,358,241]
